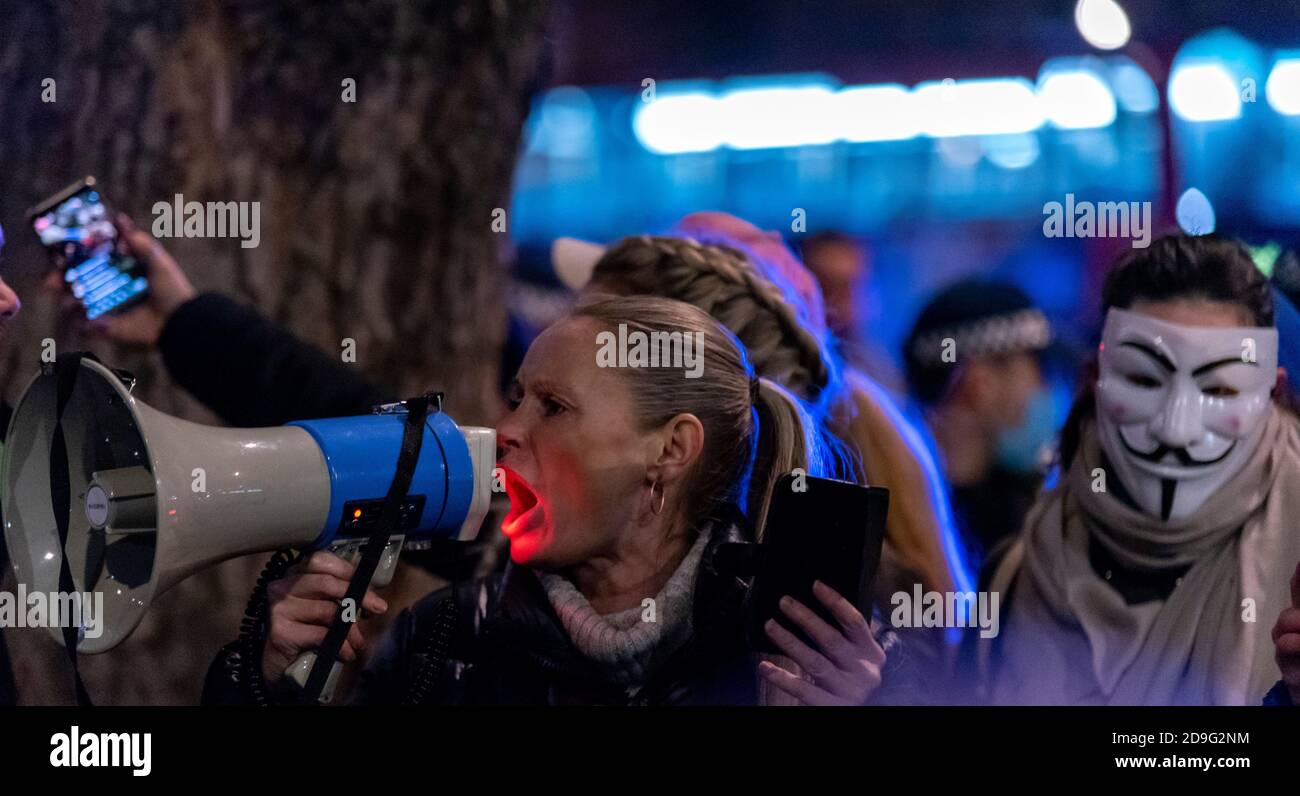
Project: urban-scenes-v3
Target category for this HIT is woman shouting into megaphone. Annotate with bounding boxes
[205,296,890,706]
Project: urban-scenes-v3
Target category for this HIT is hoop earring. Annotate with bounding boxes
[650,480,666,516]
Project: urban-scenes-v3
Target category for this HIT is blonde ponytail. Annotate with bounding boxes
[588,232,959,595]
[748,377,829,538]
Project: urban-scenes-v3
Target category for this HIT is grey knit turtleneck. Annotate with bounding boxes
[539,527,711,685]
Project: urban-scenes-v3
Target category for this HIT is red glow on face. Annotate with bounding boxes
[501,466,546,545]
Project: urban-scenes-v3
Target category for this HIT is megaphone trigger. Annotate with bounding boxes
[282,535,405,702]
[294,390,433,705]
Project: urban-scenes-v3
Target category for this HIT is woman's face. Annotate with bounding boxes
[496,317,660,569]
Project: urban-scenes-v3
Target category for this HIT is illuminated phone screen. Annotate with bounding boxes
[32,187,148,320]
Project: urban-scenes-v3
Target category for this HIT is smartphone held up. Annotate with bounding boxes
[27,176,150,320]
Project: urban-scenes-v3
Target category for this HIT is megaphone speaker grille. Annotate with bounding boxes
[2,359,157,653]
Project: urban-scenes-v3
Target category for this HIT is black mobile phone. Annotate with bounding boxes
[27,176,149,320]
[746,473,888,655]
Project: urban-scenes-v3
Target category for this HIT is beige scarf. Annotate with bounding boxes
[993,406,1300,705]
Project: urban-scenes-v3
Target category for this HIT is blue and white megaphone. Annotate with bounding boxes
[1,358,496,678]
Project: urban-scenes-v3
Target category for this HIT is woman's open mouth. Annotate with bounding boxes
[501,466,545,538]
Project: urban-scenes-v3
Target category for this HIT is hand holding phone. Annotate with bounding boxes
[747,474,891,705]
[29,177,148,320]
[757,580,887,705]
[31,178,196,346]
[81,214,197,346]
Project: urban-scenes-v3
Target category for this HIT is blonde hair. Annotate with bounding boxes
[589,236,836,410]
[572,295,824,534]
[588,233,959,594]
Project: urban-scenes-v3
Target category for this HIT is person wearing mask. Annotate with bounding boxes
[204,296,889,705]
[903,281,1056,568]
[983,234,1300,705]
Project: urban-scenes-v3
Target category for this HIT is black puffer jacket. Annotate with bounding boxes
[206,521,762,706]
[205,515,924,706]
[361,532,759,705]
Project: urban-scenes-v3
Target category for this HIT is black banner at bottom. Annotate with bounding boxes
[0,706,1291,783]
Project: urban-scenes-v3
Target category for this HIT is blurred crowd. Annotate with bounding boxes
[2,208,1299,707]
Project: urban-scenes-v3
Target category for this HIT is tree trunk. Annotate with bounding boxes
[0,0,549,704]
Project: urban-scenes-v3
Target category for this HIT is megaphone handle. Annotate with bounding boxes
[285,536,404,703]
[284,652,342,701]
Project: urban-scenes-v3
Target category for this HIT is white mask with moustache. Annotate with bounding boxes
[1095,307,1278,521]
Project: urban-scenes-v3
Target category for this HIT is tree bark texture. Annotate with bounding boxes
[0,0,549,704]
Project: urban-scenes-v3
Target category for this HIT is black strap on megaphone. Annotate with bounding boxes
[47,352,98,707]
[297,392,436,705]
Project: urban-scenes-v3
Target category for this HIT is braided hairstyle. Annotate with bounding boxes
[588,235,838,413]
[587,232,957,594]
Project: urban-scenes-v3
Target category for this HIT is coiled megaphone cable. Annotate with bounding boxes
[235,549,299,707]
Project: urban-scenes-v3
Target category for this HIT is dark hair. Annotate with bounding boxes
[1102,234,1272,326]
[903,279,1042,405]
[1060,233,1274,466]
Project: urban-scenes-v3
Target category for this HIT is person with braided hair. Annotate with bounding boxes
[579,220,963,607]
